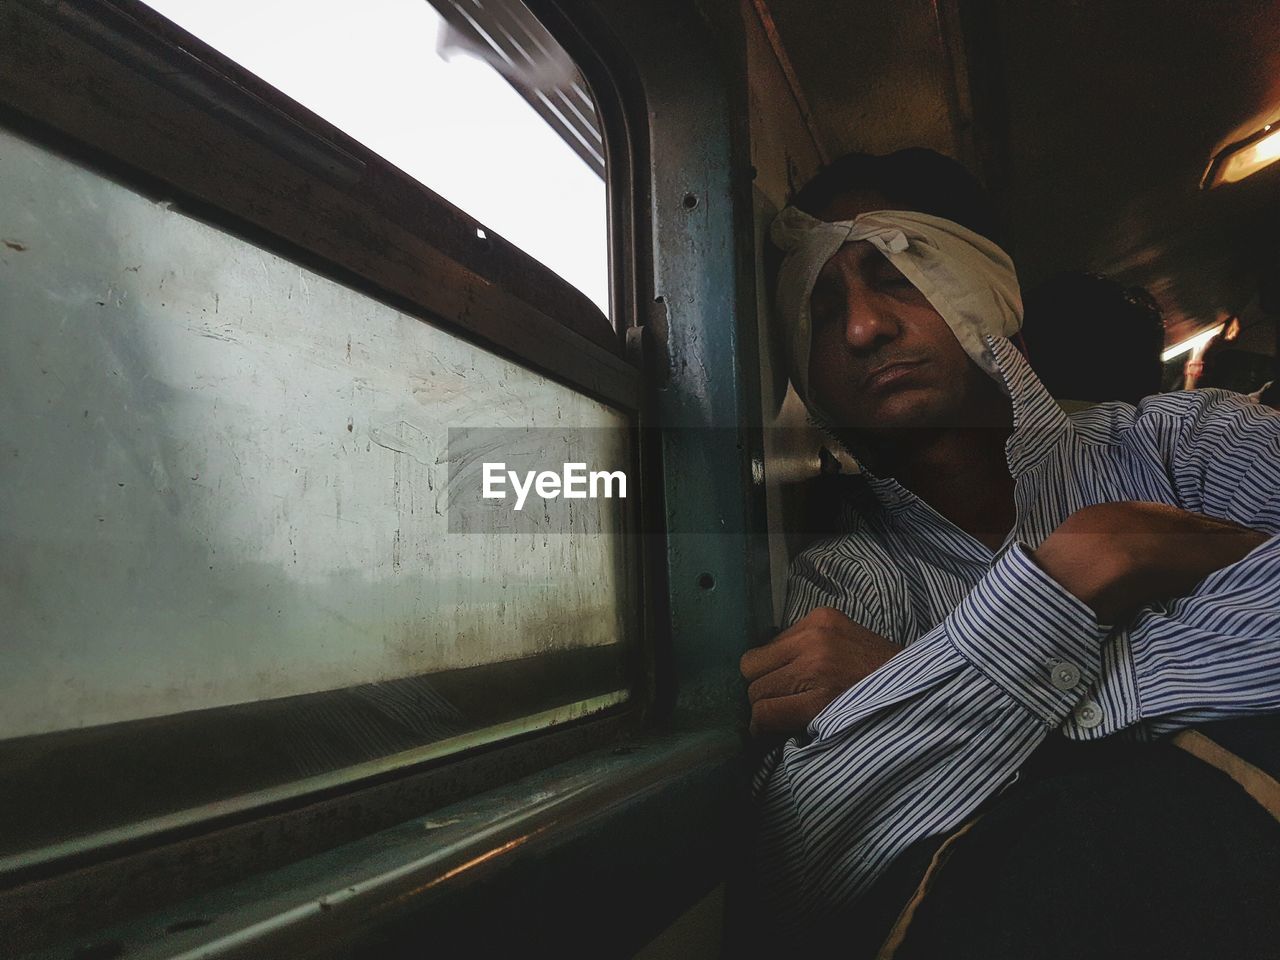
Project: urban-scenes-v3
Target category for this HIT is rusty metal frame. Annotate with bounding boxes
[14,727,745,959]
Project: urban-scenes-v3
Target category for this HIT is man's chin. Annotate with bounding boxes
[826,393,947,434]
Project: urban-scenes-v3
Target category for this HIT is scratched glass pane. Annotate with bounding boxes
[0,126,632,748]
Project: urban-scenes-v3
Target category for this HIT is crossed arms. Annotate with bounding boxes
[743,502,1269,737]
[745,391,1280,923]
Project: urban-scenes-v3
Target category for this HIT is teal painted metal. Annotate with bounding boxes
[2,2,770,955]
[586,0,776,719]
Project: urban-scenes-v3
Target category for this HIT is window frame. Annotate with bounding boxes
[0,0,660,944]
[1,0,774,953]
[1,0,638,406]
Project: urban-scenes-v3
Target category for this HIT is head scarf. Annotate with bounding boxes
[770,206,1024,409]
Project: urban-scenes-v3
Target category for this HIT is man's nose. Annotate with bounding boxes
[841,295,900,352]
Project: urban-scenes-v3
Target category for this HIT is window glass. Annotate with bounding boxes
[0,124,632,869]
[141,0,610,314]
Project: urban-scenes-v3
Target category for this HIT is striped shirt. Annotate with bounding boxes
[754,335,1280,926]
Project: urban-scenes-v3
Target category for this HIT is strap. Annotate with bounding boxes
[1173,728,1280,824]
[874,815,982,960]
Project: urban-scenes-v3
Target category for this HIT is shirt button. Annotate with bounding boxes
[1050,661,1082,691]
[1075,700,1104,729]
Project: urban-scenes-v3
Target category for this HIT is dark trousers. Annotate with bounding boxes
[790,717,1280,960]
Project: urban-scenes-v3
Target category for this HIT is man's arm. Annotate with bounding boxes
[1116,392,1280,729]
[748,496,1270,925]
[1130,534,1280,729]
[748,541,1110,926]
[762,392,1280,738]
[1164,389,1280,533]
[1032,501,1268,624]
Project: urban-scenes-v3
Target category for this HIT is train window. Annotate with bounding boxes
[0,0,637,885]
[139,0,610,314]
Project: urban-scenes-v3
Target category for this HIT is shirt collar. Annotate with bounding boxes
[989,336,1072,475]
[850,336,1071,515]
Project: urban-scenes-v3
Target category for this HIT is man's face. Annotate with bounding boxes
[806,191,1000,436]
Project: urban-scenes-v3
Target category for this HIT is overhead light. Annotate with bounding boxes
[1202,122,1280,188]
[1162,323,1224,362]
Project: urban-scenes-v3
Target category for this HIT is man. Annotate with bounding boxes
[743,149,1280,957]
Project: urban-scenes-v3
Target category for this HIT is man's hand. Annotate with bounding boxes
[1033,501,1268,624]
[740,606,899,737]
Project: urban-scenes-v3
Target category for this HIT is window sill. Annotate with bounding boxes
[24,725,746,959]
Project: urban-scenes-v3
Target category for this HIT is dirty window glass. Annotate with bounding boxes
[0,125,633,872]
[141,0,609,314]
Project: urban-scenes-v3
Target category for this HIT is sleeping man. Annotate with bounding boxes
[743,149,1280,959]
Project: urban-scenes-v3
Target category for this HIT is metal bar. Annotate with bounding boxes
[0,644,633,879]
[435,0,607,177]
[1,691,630,881]
[746,0,830,167]
[20,728,743,959]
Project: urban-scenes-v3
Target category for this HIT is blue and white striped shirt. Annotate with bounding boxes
[754,335,1280,925]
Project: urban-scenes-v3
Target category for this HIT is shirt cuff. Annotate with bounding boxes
[946,542,1110,725]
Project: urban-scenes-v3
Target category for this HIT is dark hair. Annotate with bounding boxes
[790,148,1002,244]
[1020,272,1165,405]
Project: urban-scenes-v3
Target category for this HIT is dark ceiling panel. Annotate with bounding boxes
[760,0,1280,348]
[763,0,966,162]
[986,0,1280,344]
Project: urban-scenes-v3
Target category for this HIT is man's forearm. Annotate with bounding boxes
[1031,502,1267,625]
[1129,533,1280,729]
[755,545,1111,926]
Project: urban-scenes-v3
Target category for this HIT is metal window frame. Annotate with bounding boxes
[1,0,654,936]
[2,0,775,953]
[0,647,634,880]
[433,0,607,178]
[0,0,638,408]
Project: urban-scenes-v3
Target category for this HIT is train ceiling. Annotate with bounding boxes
[758,0,1280,350]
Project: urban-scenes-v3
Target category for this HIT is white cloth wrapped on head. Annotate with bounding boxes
[770,206,1024,408]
